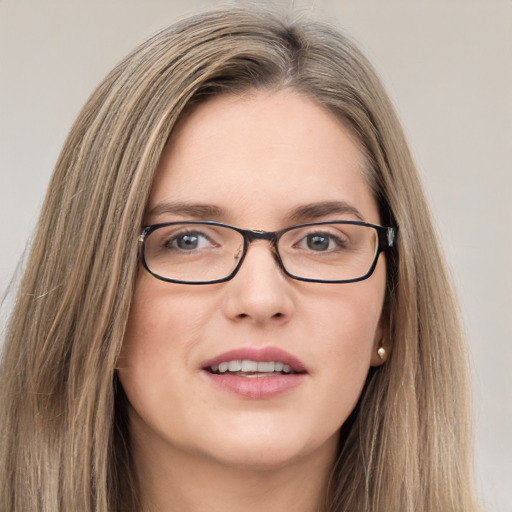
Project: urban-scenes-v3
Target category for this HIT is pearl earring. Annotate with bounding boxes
[377,347,387,362]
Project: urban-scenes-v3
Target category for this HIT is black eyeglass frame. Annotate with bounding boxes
[138,220,398,285]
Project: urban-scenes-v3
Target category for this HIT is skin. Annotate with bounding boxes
[119,89,387,512]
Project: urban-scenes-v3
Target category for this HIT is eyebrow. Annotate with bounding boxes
[146,200,365,224]
[286,201,365,223]
[147,201,225,220]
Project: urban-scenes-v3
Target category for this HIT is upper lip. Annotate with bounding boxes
[201,346,307,373]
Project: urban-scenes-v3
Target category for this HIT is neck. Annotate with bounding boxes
[130,428,337,512]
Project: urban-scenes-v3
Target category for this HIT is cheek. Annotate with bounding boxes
[302,277,385,413]
[121,273,213,357]
[304,277,384,354]
[314,303,378,380]
[118,276,202,407]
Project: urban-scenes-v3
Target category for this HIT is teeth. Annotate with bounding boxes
[228,360,242,371]
[257,361,274,372]
[211,360,295,374]
[241,360,258,372]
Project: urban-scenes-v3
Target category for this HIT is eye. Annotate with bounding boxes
[165,231,215,251]
[297,231,346,252]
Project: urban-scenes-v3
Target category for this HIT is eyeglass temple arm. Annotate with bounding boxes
[379,227,398,252]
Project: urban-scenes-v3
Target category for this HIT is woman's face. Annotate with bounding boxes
[120,90,387,472]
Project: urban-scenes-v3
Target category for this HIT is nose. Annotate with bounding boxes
[221,241,295,325]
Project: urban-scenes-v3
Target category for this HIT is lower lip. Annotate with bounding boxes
[202,371,306,399]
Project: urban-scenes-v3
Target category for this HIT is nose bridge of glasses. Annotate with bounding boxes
[243,228,278,247]
[242,229,282,262]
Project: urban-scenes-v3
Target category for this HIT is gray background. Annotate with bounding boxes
[0,1,510,510]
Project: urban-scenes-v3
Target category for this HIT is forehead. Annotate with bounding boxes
[148,89,379,226]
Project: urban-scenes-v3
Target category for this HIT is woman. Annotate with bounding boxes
[0,6,479,512]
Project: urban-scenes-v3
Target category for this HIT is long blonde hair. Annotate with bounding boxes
[0,6,478,511]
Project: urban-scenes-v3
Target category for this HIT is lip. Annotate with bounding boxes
[201,346,307,373]
[200,346,308,399]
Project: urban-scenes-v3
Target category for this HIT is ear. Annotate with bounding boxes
[370,305,390,367]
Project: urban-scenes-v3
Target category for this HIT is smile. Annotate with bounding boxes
[201,347,307,398]
[208,360,296,375]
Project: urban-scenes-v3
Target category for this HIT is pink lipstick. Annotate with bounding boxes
[201,347,307,399]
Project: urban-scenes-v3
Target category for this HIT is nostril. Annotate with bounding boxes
[235,311,285,321]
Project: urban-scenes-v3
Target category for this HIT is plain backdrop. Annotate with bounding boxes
[1,1,511,511]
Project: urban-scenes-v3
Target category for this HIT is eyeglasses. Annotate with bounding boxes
[138,220,397,285]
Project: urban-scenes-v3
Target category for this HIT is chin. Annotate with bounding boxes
[194,426,339,473]
[206,446,308,472]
